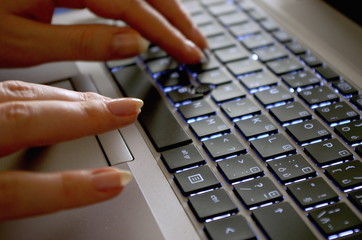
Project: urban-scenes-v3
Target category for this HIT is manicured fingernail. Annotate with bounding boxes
[112,32,149,57]
[107,98,143,116]
[92,168,132,191]
[185,39,206,62]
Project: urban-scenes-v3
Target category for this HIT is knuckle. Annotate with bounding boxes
[0,102,33,123]
[0,80,39,99]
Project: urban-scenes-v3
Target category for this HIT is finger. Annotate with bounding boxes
[0,168,132,221]
[0,15,149,67]
[0,80,110,103]
[0,98,143,156]
[145,0,208,49]
[84,0,205,64]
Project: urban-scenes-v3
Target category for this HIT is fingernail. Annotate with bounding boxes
[92,168,133,191]
[107,98,143,116]
[112,32,149,57]
[185,39,206,62]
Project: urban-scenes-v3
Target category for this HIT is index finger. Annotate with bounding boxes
[84,0,205,63]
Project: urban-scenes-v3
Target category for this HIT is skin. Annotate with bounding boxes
[0,0,207,221]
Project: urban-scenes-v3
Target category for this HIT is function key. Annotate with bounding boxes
[204,215,256,240]
[299,85,339,106]
[315,65,340,81]
[217,154,263,183]
[285,119,331,144]
[188,188,238,222]
[315,101,359,125]
[174,165,220,196]
[220,98,261,119]
[233,177,283,208]
[252,202,317,240]
[266,58,303,75]
[331,80,359,96]
[269,102,312,124]
[254,86,294,106]
[309,202,362,237]
[304,139,353,166]
[268,154,316,184]
[250,133,296,160]
[325,160,362,191]
[235,114,278,139]
[203,133,246,160]
[161,144,205,173]
[334,120,362,145]
[282,70,320,90]
[288,177,339,208]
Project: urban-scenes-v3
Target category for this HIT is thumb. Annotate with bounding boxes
[0,168,132,221]
[0,15,149,67]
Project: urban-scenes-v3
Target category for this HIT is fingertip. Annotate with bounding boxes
[91,168,133,192]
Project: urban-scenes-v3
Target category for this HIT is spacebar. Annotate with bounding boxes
[112,64,192,152]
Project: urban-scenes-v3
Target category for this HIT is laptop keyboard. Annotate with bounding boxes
[106,0,362,239]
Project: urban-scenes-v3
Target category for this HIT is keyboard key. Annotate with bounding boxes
[286,119,331,144]
[348,189,362,211]
[268,154,316,183]
[189,55,220,73]
[229,21,261,37]
[211,82,246,103]
[161,144,205,173]
[315,65,340,81]
[239,71,278,90]
[147,57,179,73]
[282,70,320,89]
[167,85,204,104]
[218,11,249,26]
[272,30,292,43]
[260,18,279,32]
[288,177,339,208]
[226,59,263,76]
[190,116,230,139]
[218,154,263,182]
[325,160,362,191]
[198,68,233,85]
[191,12,213,26]
[253,45,289,62]
[304,139,353,166]
[204,215,256,240]
[241,33,275,50]
[174,165,220,196]
[178,99,215,120]
[285,41,307,55]
[208,3,237,16]
[334,120,362,145]
[250,133,296,160]
[214,45,249,63]
[141,45,167,61]
[188,188,238,222]
[113,65,191,151]
[299,86,339,106]
[203,133,246,159]
[207,33,235,50]
[156,70,190,89]
[269,102,312,124]
[309,202,362,236]
[221,98,261,119]
[253,202,317,240]
[300,53,323,67]
[235,114,278,139]
[331,80,358,96]
[234,177,283,207]
[254,86,294,106]
[266,58,304,75]
[199,22,225,37]
[315,101,359,125]
[350,94,362,110]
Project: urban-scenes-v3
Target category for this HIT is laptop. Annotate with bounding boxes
[0,0,361,239]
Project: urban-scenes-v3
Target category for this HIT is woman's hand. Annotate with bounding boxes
[0,80,143,221]
[0,0,207,67]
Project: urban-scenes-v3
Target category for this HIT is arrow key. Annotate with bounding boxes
[204,215,256,240]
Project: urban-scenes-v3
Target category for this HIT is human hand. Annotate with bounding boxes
[0,80,143,221]
[0,0,207,67]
